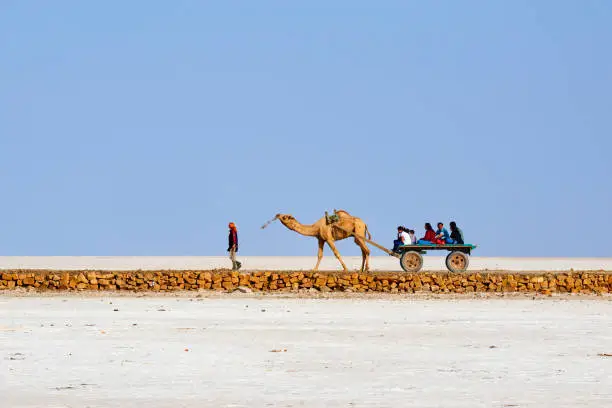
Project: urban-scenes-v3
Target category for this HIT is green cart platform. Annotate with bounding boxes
[396,244,478,273]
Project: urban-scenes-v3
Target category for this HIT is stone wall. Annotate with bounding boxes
[1,270,611,294]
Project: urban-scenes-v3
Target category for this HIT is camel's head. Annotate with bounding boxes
[261,213,299,230]
[261,213,290,229]
[276,214,296,227]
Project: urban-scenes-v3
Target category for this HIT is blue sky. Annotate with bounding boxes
[1,1,610,257]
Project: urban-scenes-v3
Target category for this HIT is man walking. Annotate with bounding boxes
[227,222,241,270]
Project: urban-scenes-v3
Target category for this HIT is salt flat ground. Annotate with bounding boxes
[1,296,611,408]
[1,256,611,271]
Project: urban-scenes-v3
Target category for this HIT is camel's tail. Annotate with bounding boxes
[365,225,372,240]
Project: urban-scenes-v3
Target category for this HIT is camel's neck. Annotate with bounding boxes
[284,220,319,237]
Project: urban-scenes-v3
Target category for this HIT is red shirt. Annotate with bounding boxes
[422,230,435,242]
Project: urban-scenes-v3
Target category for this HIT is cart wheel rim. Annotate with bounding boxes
[449,253,466,270]
[401,252,423,271]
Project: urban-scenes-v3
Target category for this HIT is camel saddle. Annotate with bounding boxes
[325,211,340,225]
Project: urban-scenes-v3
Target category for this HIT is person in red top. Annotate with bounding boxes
[417,223,436,245]
[227,222,241,270]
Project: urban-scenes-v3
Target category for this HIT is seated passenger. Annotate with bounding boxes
[417,223,436,245]
[435,222,453,244]
[408,229,417,245]
[401,228,411,246]
[392,226,410,252]
[449,221,464,244]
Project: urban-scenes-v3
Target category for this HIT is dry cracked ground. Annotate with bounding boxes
[1,294,611,408]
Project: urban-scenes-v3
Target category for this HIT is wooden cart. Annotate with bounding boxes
[396,244,477,273]
[330,221,476,273]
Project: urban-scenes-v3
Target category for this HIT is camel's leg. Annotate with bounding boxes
[326,240,348,272]
[354,237,370,272]
[313,238,325,271]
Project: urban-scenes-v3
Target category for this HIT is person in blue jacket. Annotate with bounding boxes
[435,222,453,244]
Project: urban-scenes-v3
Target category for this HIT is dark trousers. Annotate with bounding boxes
[392,239,403,252]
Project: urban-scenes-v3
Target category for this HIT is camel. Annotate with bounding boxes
[262,210,371,272]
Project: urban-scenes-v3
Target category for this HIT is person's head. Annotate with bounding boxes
[228,222,236,230]
[409,229,415,234]
[450,221,457,230]
[424,223,432,231]
[397,226,403,232]
[437,222,444,229]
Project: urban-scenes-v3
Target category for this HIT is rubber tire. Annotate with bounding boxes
[446,251,469,272]
[400,251,423,272]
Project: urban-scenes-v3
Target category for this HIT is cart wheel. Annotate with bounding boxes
[446,251,469,272]
[400,251,423,272]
